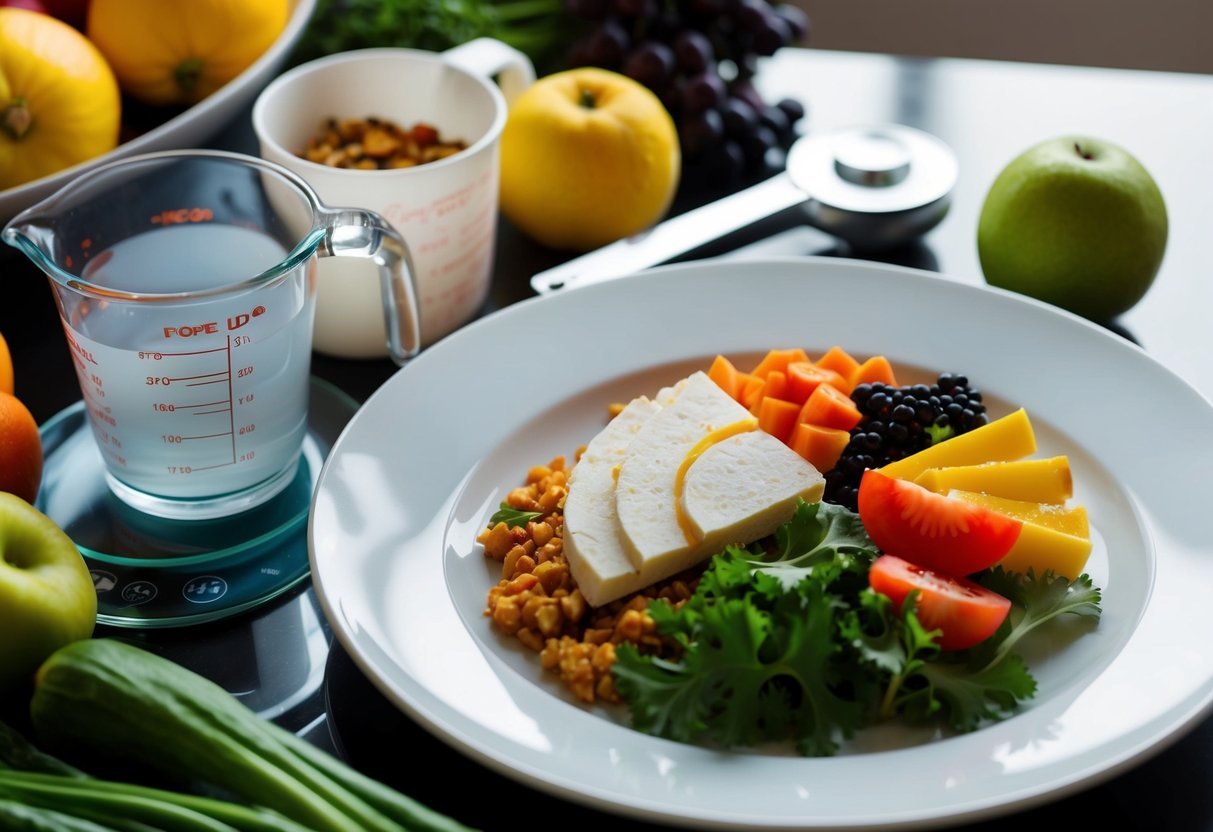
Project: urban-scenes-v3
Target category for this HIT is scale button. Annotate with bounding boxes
[183,576,228,604]
[120,580,157,606]
[91,570,117,593]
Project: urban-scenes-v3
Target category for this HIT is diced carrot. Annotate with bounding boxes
[815,346,861,383]
[739,373,765,410]
[789,422,851,472]
[750,370,789,414]
[750,347,810,380]
[757,396,801,444]
[798,383,863,431]
[707,354,743,401]
[785,361,848,404]
[850,355,899,388]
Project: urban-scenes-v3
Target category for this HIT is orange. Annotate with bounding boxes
[0,391,42,504]
[0,331,12,395]
[0,8,121,189]
[87,0,288,106]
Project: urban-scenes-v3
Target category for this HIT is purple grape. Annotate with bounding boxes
[720,96,759,137]
[776,97,806,125]
[672,30,714,74]
[699,139,747,183]
[753,14,792,56]
[691,0,724,13]
[624,41,676,89]
[681,108,725,157]
[736,0,769,31]
[584,20,630,67]
[773,3,811,40]
[682,71,727,113]
[740,124,778,166]
[729,78,765,112]
[758,104,790,137]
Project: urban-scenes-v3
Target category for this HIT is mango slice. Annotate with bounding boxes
[950,490,1092,579]
[914,456,1073,504]
[880,408,1036,482]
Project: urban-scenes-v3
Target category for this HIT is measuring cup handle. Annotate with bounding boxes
[442,37,535,105]
[321,209,422,365]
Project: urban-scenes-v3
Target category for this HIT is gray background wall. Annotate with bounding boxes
[796,0,1212,75]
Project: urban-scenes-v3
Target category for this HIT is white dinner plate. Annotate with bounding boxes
[0,0,315,225]
[309,257,1213,830]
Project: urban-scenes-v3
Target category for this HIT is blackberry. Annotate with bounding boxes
[823,373,989,510]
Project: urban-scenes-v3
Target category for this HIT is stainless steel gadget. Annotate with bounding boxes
[530,123,958,294]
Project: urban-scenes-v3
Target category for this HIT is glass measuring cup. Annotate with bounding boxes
[3,150,420,520]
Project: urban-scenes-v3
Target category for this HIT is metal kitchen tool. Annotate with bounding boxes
[530,124,958,294]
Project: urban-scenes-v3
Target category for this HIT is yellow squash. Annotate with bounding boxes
[87,0,289,106]
[0,8,121,191]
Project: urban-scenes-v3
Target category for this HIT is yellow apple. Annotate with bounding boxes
[499,67,681,252]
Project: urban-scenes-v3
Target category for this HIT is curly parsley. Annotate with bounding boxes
[611,500,1103,756]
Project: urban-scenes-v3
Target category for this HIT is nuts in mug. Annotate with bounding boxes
[298,116,468,170]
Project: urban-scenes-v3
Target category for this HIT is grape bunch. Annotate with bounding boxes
[564,0,810,181]
[824,374,990,511]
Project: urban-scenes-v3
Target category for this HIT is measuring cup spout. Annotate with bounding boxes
[2,208,62,281]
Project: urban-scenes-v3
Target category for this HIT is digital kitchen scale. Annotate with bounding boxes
[35,377,357,628]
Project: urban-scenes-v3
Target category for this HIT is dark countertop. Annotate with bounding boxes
[2,47,1212,831]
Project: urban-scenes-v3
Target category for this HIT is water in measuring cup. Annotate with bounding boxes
[66,223,314,503]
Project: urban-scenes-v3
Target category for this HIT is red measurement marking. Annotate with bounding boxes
[62,331,98,364]
[192,461,235,472]
[149,207,214,226]
[191,408,232,416]
[158,347,227,357]
[167,371,228,382]
[173,400,228,409]
[226,335,237,465]
[179,432,233,441]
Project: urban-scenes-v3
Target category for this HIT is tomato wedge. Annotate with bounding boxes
[868,554,1012,650]
[858,469,1022,576]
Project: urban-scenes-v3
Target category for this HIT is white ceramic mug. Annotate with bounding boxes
[253,39,534,357]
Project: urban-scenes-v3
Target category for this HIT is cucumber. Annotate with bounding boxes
[30,639,475,832]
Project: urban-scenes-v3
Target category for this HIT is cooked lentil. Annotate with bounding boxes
[479,454,701,704]
[298,116,468,170]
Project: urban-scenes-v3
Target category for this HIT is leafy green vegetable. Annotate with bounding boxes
[292,0,578,72]
[0,721,315,832]
[613,501,883,756]
[612,500,1103,756]
[748,499,876,590]
[974,567,1103,670]
[613,554,872,756]
[488,502,542,528]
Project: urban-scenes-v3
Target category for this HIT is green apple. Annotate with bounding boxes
[977,136,1168,321]
[0,492,95,692]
